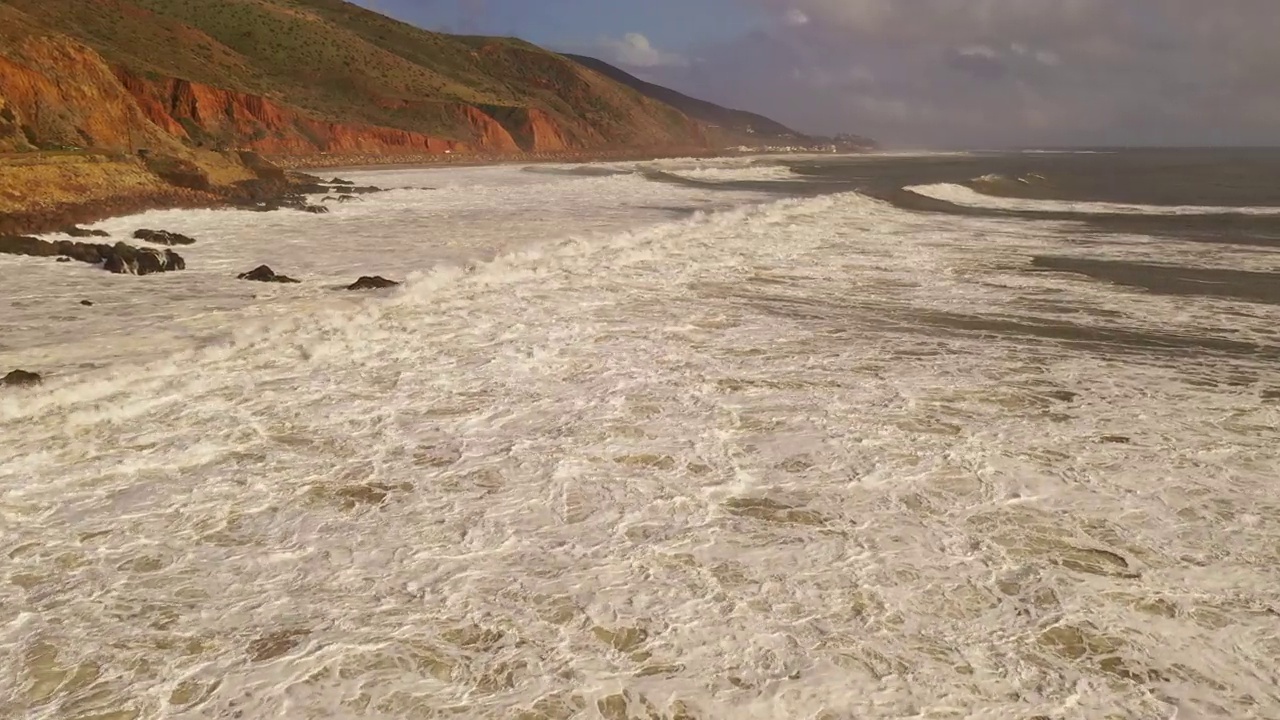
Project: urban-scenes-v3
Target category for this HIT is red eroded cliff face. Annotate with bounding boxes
[113,71,571,156]
[0,36,183,153]
[459,105,522,153]
[522,108,571,152]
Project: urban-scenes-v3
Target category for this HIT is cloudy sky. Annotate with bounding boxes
[354,1,1279,148]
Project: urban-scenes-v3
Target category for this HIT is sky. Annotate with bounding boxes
[353,1,1280,148]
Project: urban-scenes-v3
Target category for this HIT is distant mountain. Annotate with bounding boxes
[563,54,805,144]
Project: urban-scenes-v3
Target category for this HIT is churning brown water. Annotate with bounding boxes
[3,152,1279,719]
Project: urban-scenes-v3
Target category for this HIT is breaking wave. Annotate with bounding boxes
[905,182,1280,215]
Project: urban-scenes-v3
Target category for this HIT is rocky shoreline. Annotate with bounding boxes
[0,187,223,237]
[0,147,727,236]
[269,147,724,171]
[0,169,404,388]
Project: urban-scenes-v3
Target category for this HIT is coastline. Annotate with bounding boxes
[0,187,226,237]
[0,147,728,236]
[268,146,726,171]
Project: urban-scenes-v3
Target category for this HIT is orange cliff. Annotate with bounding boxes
[115,71,535,156]
[0,33,578,159]
[0,35,184,153]
[522,108,572,152]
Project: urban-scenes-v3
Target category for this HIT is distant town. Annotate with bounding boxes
[724,129,877,154]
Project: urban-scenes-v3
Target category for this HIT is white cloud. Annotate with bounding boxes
[785,8,811,26]
[598,33,688,68]
[793,64,874,89]
[1034,50,1062,67]
[957,45,999,59]
[678,0,1280,144]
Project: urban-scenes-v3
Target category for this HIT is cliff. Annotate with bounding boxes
[0,0,709,159]
[115,72,503,155]
[0,22,186,154]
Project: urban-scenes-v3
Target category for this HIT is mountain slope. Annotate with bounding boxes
[564,53,801,143]
[0,0,709,156]
[565,54,878,151]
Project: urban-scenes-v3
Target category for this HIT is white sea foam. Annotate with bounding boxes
[2,158,1278,720]
[1019,149,1116,155]
[906,182,1280,215]
[659,165,801,183]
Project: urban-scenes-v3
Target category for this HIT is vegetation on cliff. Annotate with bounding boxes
[566,54,876,151]
[564,53,802,146]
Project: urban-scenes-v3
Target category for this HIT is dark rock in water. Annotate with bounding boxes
[2,235,183,275]
[61,226,110,238]
[2,369,41,387]
[327,178,355,185]
[347,275,400,290]
[1099,435,1132,445]
[229,176,287,204]
[321,194,359,203]
[238,265,300,283]
[56,256,71,263]
[0,234,57,257]
[1046,390,1079,403]
[80,300,94,306]
[1262,389,1280,400]
[51,239,107,264]
[293,182,332,194]
[133,229,197,246]
[103,242,186,275]
[240,194,310,213]
[344,186,385,195]
[228,177,315,212]
[302,205,329,214]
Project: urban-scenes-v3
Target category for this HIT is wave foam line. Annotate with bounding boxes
[906,183,1280,216]
[0,191,864,424]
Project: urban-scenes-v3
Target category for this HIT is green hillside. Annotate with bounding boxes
[0,0,704,149]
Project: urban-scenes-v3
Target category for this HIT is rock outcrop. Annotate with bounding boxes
[133,229,196,245]
[61,226,110,238]
[0,235,184,274]
[103,242,185,275]
[2,369,42,387]
[238,265,300,283]
[347,276,400,290]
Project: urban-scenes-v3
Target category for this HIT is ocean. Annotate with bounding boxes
[2,150,1279,719]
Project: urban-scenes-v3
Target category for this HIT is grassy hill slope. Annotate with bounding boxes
[565,54,878,151]
[564,53,802,142]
